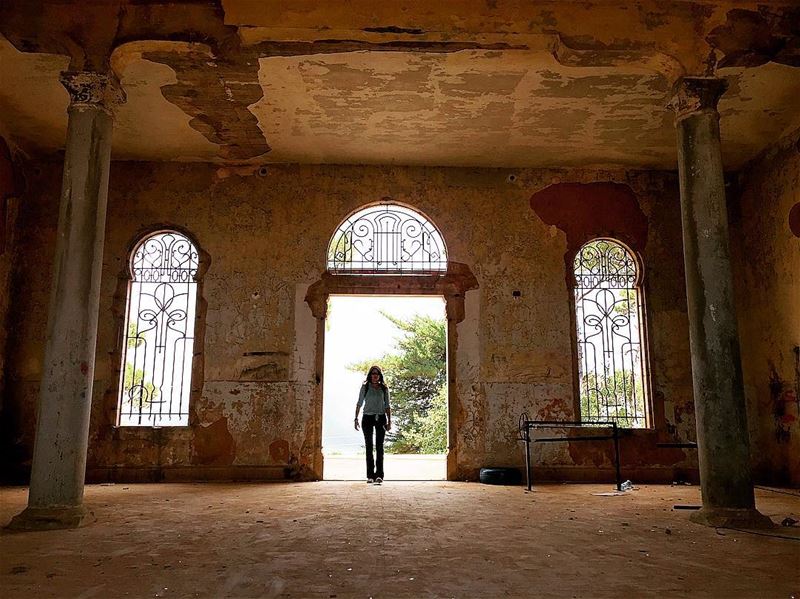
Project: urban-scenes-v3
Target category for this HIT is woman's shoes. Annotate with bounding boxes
[367,478,374,484]
[375,477,383,485]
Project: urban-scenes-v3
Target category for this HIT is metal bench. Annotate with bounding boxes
[518,413,622,491]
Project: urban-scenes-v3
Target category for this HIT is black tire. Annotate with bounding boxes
[479,467,522,485]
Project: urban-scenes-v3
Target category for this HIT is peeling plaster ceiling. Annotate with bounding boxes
[1,0,799,170]
[0,36,70,155]
[112,44,221,162]
[252,50,678,168]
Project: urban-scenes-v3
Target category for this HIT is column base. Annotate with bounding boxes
[689,506,774,529]
[6,505,94,531]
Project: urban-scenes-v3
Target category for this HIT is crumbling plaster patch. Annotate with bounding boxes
[142,46,270,161]
[252,49,681,168]
[110,42,221,161]
[218,0,745,76]
[197,382,300,466]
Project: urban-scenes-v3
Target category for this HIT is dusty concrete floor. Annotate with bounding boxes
[1,483,798,598]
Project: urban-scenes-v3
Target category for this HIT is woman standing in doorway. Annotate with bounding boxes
[354,365,392,484]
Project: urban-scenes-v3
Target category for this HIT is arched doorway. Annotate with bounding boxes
[305,200,478,480]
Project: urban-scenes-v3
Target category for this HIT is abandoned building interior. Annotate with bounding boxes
[0,1,799,597]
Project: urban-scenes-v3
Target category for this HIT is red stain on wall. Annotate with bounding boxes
[789,202,800,238]
[535,397,570,421]
[269,439,290,463]
[532,183,662,466]
[193,417,236,465]
[567,441,608,467]
[567,435,685,467]
[530,182,648,261]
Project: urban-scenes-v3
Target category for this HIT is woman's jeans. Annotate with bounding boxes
[362,414,387,479]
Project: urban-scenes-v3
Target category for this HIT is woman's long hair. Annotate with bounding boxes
[364,365,388,392]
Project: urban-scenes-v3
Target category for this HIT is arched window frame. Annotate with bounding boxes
[327,200,448,275]
[115,229,205,427]
[570,237,653,429]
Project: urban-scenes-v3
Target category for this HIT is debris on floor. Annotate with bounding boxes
[780,516,798,527]
[592,480,636,496]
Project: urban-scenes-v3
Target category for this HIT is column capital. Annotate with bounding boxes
[668,77,728,121]
[60,71,126,112]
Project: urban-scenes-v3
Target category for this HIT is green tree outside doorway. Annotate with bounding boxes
[349,312,447,454]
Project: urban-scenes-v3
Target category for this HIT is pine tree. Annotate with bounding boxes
[349,312,447,453]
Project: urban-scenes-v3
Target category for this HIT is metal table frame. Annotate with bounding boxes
[518,414,622,491]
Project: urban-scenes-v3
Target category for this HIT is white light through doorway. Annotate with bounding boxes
[322,295,447,481]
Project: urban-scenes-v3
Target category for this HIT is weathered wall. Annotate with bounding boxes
[0,139,12,400]
[731,129,800,487]
[4,161,700,483]
[0,136,21,440]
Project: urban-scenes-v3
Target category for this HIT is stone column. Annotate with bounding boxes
[9,72,124,530]
[669,77,771,528]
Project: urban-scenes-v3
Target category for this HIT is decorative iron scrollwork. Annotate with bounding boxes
[574,239,648,428]
[327,202,447,274]
[117,231,199,427]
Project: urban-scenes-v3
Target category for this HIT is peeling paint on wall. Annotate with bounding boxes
[193,417,236,466]
[0,161,717,483]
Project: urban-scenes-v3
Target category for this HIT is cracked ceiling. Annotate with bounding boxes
[0,0,798,170]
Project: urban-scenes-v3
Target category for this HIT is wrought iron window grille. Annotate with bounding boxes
[573,238,649,429]
[327,202,447,275]
[117,231,199,427]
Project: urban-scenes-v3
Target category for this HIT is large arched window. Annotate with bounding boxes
[573,238,650,428]
[327,201,447,274]
[117,231,200,427]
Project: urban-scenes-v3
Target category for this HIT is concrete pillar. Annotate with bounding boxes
[669,77,771,528]
[9,72,124,530]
